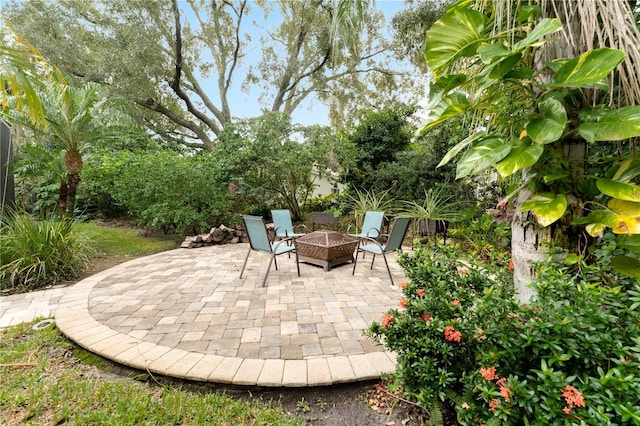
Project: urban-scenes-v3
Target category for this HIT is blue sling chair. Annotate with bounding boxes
[271,209,306,242]
[352,217,411,286]
[347,210,385,240]
[240,215,299,287]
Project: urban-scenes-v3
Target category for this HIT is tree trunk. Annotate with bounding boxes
[511,188,552,304]
[63,151,84,217]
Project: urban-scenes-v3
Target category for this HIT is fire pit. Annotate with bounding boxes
[294,231,359,271]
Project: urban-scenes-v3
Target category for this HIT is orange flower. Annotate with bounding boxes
[499,384,512,402]
[381,313,394,330]
[508,259,514,270]
[489,399,499,411]
[479,366,498,381]
[475,329,487,341]
[444,325,462,342]
[417,288,425,297]
[452,299,460,306]
[399,297,408,308]
[562,385,585,410]
[422,313,432,322]
[398,281,408,289]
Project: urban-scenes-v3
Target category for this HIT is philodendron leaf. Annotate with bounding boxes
[430,74,467,95]
[513,18,563,50]
[608,199,640,234]
[526,98,567,144]
[521,192,568,227]
[547,48,626,88]
[437,131,486,168]
[618,235,640,253]
[596,178,640,202]
[455,137,510,179]
[579,106,640,142]
[420,92,470,133]
[478,43,509,64]
[496,138,544,177]
[611,255,640,278]
[425,7,488,79]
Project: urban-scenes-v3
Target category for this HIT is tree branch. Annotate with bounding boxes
[135,98,212,149]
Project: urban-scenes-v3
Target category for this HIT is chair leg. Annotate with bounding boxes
[352,248,360,275]
[295,251,300,277]
[381,252,394,286]
[370,254,376,270]
[263,254,275,287]
[239,246,252,279]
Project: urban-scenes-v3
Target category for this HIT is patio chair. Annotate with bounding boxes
[347,210,385,240]
[271,209,306,242]
[352,217,411,286]
[240,215,299,287]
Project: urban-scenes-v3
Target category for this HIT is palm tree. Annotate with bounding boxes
[4,81,106,216]
[38,82,105,215]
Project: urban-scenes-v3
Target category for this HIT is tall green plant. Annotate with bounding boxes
[0,211,92,291]
[398,187,462,222]
[347,187,395,230]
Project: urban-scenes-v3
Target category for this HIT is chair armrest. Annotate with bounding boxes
[365,227,381,238]
[273,236,295,251]
[358,236,384,251]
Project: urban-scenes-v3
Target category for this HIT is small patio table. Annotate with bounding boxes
[294,231,359,271]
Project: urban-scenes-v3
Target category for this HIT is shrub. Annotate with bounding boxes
[368,243,640,425]
[0,212,92,291]
[80,150,231,233]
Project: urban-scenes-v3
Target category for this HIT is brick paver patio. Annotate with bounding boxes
[3,243,408,387]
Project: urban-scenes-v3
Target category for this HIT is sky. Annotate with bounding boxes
[215,0,409,127]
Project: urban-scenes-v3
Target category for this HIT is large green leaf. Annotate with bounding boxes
[425,7,488,79]
[526,98,567,144]
[618,235,640,254]
[611,255,640,278]
[596,178,640,202]
[547,48,625,88]
[611,159,640,182]
[579,106,640,142]
[577,210,620,237]
[512,18,563,51]
[437,131,485,168]
[496,138,544,177]
[608,199,640,234]
[521,192,568,227]
[478,43,509,64]
[455,137,510,179]
[430,74,467,95]
[419,92,470,133]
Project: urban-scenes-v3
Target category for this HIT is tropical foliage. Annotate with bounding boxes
[369,242,640,425]
[421,0,640,280]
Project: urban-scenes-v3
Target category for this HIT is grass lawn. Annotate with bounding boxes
[74,220,182,258]
[0,321,303,425]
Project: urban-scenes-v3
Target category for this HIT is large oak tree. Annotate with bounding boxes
[5,0,418,150]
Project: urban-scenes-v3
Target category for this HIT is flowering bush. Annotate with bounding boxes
[368,243,640,425]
